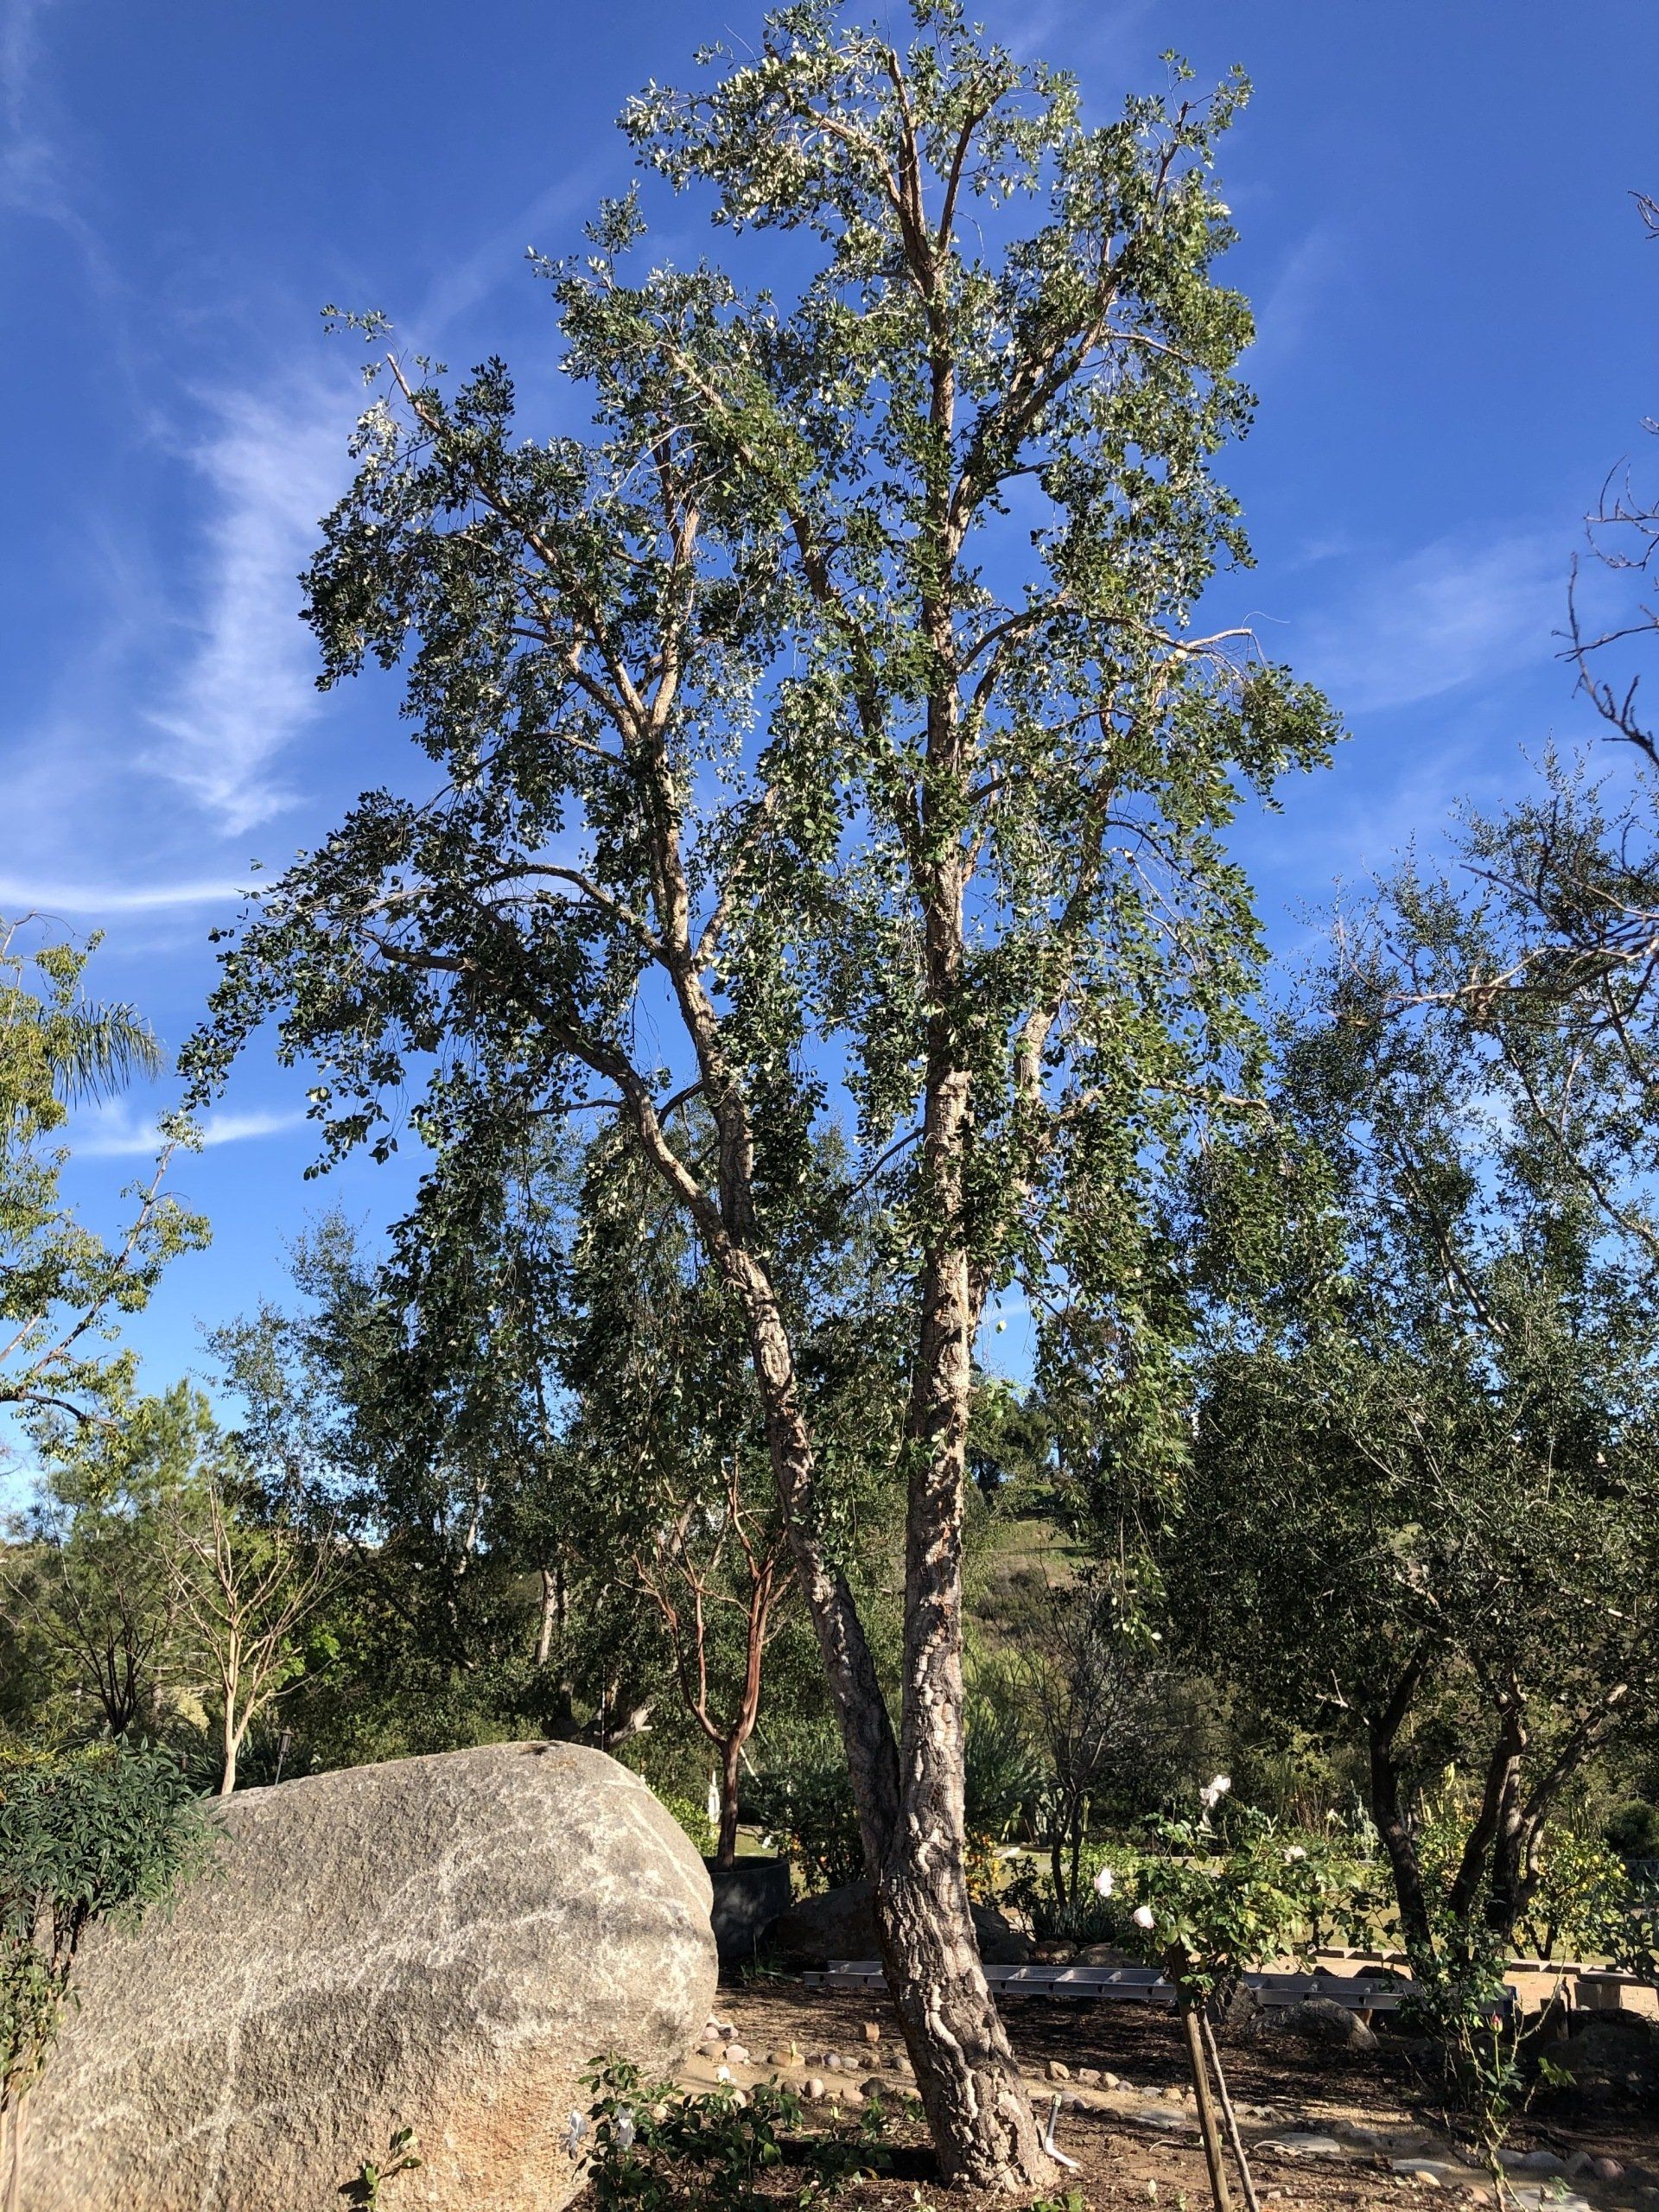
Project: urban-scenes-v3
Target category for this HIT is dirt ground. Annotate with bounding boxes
[674,1981,1659,2212]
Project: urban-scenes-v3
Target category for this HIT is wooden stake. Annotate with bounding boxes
[1200,2006,1262,2212]
[1179,1996,1232,2212]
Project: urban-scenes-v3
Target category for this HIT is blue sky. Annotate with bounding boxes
[3,0,1656,1408]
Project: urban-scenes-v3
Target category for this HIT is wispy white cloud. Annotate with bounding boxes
[1001,0,1156,76]
[2,0,56,207]
[0,875,246,915]
[1247,224,1349,384]
[1294,531,1560,715]
[416,162,612,340]
[1,0,118,290]
[143,378,356,835]
[72,1103,308,1160]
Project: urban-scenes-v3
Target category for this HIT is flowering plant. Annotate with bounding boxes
[1095,1789,1375,1999]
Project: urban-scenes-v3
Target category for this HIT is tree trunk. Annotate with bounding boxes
[880,1218,1054,2190]
[1368,1728,1431,1958]
[533,1563,558,1669]
[716,1735,742,1869]
[219,1710,238,1797]
[2,2090,25,2212]
[724,1243,1052,2190]
[874,1860,1053,2189]
[1366,1654,1435,1961]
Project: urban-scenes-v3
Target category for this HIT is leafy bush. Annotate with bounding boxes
[0,1742,214,2122]
[962,1694,1045,1842]
[743,1726,863,1893]
[1003,1840,1154,1944]
[747,1703,1043,1898]
[658,1790,717,1859]
[1517,1830,1639,1961]
[580,2056,897,2212]
[1605,1800,1659,1862]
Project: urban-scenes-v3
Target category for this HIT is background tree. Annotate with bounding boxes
[162,1452,339,1796]
[7,1389,211,1743]
[1004,1578,1173,1910]
[0,919,205,1440]
[1171,931,1659,1997]
[188,6,1335,2181]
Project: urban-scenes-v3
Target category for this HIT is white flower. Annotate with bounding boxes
[1284,1845,1307,1863]
[715,2064,731,2083]
[1198,1773,1232,1810]
[1093,1866,1116,1898]
[1132,1904,1156,1930]
[566,2112,588,2158]
[614,2108,636,2152]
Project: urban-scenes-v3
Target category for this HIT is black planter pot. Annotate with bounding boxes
[704,1856,792,1967]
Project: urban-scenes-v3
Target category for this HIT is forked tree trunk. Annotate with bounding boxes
[722,1239,1053,2191]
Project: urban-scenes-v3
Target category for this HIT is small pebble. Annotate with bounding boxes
[1077,2067,1102,2088]
[862,2021,881,2044]
[1593,2159,1625,2183]
[723,2044,750,2067]
[1047,2058,1071,2082]
[824,2052,842,2071]
[804,2077,826,2102]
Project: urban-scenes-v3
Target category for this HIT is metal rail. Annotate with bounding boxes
[804,1961,1517,2019]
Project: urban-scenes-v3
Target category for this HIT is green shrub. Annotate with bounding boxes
[1517,1830,1639,1962]
[658,1791,718,1859]
[743,1726,862,1892]
[1101,1802,1376,2000]
[580,2056,898,2212]
[0,1742,214,2130]
[1605,1800,1659,1863]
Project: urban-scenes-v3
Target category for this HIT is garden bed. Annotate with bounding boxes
[664,1983,1659,2212]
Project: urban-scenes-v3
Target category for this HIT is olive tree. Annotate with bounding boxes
[1172,933,1659,1993]
[188,5,1332,2182]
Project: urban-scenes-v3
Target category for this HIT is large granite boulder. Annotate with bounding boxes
[28,1741,715,2212]
[769,1878,1030,1967]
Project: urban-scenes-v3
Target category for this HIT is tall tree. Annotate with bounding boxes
[189,6,1333,2182]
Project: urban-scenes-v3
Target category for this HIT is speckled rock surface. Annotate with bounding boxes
[27,1741,715,2212]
